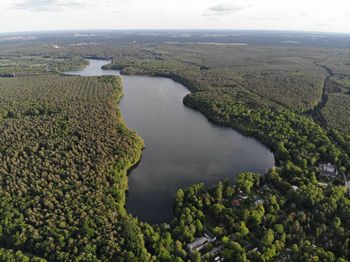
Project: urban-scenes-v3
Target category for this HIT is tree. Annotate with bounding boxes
[237,221,249,237]
[274,224,284,235]
[222,242,248,262]
[235,173,256,194]
[260,229,274,248]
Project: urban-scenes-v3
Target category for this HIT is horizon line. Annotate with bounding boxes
[1,28,350,36]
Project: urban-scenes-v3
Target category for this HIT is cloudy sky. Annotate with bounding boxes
[1,0,349,33]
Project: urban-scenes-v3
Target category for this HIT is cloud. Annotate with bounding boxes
[204,3,246,16]
[12,0,96,12]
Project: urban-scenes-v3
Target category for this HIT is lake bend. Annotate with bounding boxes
[66,59,275,224]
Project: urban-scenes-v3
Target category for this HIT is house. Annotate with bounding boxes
[280,252,289,260]
[243,243,253,251]
[291,185,299,191]
[231,199,240,207]
[255,199,265,205]
[280,248,292,260]
[187,229,217,253]
[253,195,265,205]
[214,256,223,262]
[345,181,350,191]
[343,174,350,192]
[255,189,264,195]
[209,245,224,256]
[318,182,329,187]
[238,193,248,200]
[319,163,338,177]
[187,237,208,253]
[204,230,217,243]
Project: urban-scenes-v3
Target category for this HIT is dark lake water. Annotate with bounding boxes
[66,59,275,224]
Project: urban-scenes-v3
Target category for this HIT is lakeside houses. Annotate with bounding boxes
[186,237,208,253]
[187,230,217,253]
[319,163,338,177]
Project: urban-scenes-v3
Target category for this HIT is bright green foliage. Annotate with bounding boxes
[234,173,258,194]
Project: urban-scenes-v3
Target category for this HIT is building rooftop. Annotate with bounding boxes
[319,163,338,176]
[232,199,240,206]
[187,237,208,253]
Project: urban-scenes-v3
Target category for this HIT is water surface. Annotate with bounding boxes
[66,60,275,224]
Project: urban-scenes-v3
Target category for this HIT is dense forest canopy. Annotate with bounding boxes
[0,31,350,261]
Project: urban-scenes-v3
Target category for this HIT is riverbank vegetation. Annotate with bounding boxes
[0,31,350,261]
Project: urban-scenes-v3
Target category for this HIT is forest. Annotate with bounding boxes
[0,71,147,260]
[0,31,350,261]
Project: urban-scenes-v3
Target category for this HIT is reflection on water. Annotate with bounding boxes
[66,60,275,224]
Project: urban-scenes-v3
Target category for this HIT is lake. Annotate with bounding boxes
[66,59,275,224]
